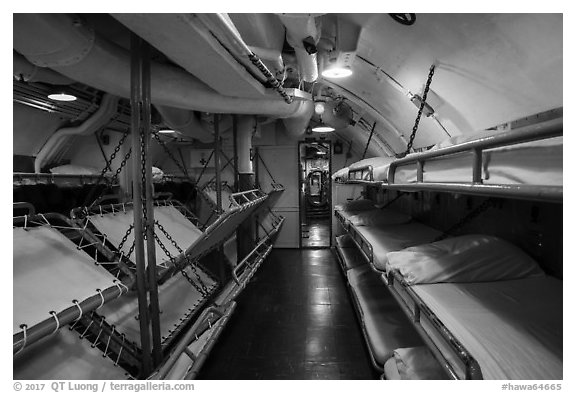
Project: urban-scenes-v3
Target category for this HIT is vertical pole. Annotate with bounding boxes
[140,38,163,367]
[130,33,152,376]
[232,115,239,192]
[214,114,223,213]
[213,114,226,282]
[361,122,377,160]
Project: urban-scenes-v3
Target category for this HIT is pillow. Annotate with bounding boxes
[49,164,101,175]
[334,199,375,212]
[348,209,412,227]
[394,347,449,380]
[332,167,349,181]
[386,234,543,284]
[152,166,164,182]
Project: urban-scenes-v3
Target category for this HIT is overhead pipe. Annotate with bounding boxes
[155,105,214,143]
[195,13,293,104]
[34,93,119,173]
[276,14,321,83]
[14,14,310,118]
[13,51,73,85]
[247,46,285,82]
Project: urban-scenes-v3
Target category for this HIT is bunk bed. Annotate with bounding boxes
[336,118,562,203]
[332,118,563,379]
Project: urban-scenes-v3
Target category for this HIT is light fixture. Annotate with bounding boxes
[314,102,325,115]
[157,129,176,134]
[47,92,77,102]
[321,65,353,79]
[311,124,335,133]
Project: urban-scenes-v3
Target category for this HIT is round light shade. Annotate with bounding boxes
[314,102,325,115]
[47,92,77,102]
[312,124,335,133]
[321,66,353,79]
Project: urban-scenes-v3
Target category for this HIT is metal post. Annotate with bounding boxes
[130,32,152,376]
[214,114,223,213]
[140,38,163,367]
[232,115,239,192]
[361,122,377,159]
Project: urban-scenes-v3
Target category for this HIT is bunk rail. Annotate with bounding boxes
[13,172,118,187]
[385,270,483,380]
[13,212,133,354]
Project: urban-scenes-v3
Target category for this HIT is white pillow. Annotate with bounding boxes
[386,234,543,284]
[334,199,375,212]
[348,209,412,227]
[331,167,349,180]
[49,164,101,175]
[394,347,448,380]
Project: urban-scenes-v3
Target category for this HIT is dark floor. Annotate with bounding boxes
[301,218,331,248]
[198,249,378,380]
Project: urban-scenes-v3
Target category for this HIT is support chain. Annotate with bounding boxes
[248,53,293,104]
[380,192,407,209]
[434,198,497,242]
[116,224,136,260]
[140,129,148,239]
[154,220,209,295]
[399,64,436,158]
[151,132,193,183]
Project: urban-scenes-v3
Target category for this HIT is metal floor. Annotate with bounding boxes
[198,248,378,380]
[301,218,331,248]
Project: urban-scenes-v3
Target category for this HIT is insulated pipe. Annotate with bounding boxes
[155,105,214,143]
[13,51,73,85]
[236,115,256,174]
[34,93,119,173]
[276,14,321,83]
[13,14,309,118]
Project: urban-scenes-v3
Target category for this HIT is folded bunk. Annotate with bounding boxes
[384,235,562,380]
[335,118,562,203]
[13,209,134,377]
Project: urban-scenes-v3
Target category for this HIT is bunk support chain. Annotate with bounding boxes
[398,64,436,158]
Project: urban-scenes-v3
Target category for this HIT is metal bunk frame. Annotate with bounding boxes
[339,118,562,203]
[13,172,118,188]
[334,209,486,379]
[13,211,133,354]
[385,270,482,380]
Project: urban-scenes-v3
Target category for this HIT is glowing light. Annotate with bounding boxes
[321,66,353,78]
[311,125,335,133]
[47,92,77,102]
[158,129,176,134]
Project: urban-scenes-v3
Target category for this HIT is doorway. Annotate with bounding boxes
[298,141,332,248]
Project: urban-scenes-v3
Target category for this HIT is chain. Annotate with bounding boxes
[248,53,293,104]
[140,129,148,238]
[151,132,193,182]
[434,198,497,242]
[381,192,407,209]
[116,224,136,260]
[154,220,209,295]
[399,64,436,158]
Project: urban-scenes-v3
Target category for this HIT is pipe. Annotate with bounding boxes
[236,116,256,174]
[34,93,119,173]
[276,14,321,83]
[14,14,309,118]
[155,106,214,143]
[13,51,73,85]
[282,100,315,138]
[248,46,285,82]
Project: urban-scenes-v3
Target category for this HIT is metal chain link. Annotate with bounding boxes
[140,130,148,238]
[116,224,136,260]
[154,220,209,295]
[151,132,193,181]
[399,64,436,158]
[95,130,130,185]
[434,198,496,242]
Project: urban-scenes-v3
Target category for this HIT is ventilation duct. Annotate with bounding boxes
[34,93,119,173]
[13,52,74,85]
[14,14,312,120]
[155,106,214,143]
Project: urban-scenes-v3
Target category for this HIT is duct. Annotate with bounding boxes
[14,14,310,119]
[236,116,256,174]
[13,52,74,85]
[34,93,119,173]
[282,100,315,139]
[155,106,214,143]
[277,14,321,83]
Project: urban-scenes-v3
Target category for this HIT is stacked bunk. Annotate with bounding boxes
[333,118,563,380]
[13,187,284,379]
[335,118,562,203]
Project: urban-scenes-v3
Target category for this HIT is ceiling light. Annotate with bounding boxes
[47,92,77,102]
[158,129,176,134]
[314,103,325,115]
[321,65,353,79]
[312,124,335,133]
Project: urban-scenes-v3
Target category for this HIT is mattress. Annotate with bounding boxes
[88,205,204,266]
[412,276,562,379]
[348,157,395,182]
[354,223,442,271]
[13,327,130,380]
[98,266,216,346]
[13,226,119,334]
[394,137,562,186]
[347,265,423,365]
